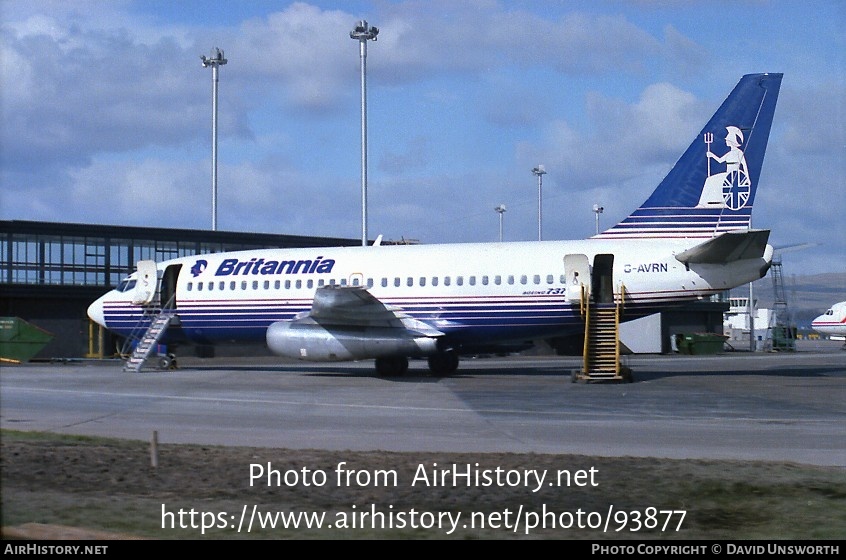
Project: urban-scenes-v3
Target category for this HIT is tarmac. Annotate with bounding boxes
[1,339,844,467]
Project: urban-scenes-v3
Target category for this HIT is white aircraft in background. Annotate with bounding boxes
[812,301,846,343]
[88,73,783,376]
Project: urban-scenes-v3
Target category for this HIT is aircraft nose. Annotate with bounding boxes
[87,297,106,327]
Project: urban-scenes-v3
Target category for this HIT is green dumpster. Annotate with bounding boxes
[678,332,728,355]
[674,333,691,354]
[0,317,54,363]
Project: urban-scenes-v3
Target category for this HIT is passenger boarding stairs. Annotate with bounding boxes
[573,285,631,383]
[122,295,177,372]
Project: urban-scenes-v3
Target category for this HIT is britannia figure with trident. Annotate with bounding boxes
[696,125,751,209]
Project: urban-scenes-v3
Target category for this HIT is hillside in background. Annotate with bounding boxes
[730,269,846,329]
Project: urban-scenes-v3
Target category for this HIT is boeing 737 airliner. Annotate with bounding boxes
[88,73,783,376]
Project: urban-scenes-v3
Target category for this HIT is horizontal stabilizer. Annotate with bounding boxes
[675,229,770,265]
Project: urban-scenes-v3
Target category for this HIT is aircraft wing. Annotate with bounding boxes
[301,285,444,337]
[675,229,771,265]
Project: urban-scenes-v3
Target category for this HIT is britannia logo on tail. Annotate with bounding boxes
[697,125,751,210]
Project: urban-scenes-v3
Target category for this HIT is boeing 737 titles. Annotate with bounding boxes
[88,73,783,376]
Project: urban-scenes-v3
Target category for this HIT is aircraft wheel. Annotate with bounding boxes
[158,354,178,371]
[375,356,408,377]
[428,350,459,377]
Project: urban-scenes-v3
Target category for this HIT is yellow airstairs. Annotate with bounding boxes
[572,284,632,383]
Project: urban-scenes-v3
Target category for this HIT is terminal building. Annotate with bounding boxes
[0,220,360,359]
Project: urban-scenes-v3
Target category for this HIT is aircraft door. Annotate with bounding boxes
[563,254,591,303]
[592,254,614,304]
[131,260,158,305]
[161,264,182,309]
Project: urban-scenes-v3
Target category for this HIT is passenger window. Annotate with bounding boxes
[241,281,247,290]
[230,281,236,290]
[508,275,514,285]
[469,276,476,286]
[285,280,291,289]
[197,282,203,291]
[307,279,314,289]
[394,277,400,287]
[444,277,451,286]
[252,281,259,290]
[482,276,488,286]
[296,279,302,289]
[432,277,439,287]
[274,280,280,289]
[352,277,360,287]
[520,275,527,285]
[546,275,553,284]
[263,280,270,290]
[419,277,426,287]
[494,275,501,285]
[457,276,463,286]
[208,282,214,291]
[187,282,193,291]
[407,277,413,287]
[220,281,226,290]
[381,278,388,288]
[367,278,374,288]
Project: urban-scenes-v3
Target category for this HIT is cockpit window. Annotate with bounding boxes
[116,279,137,292]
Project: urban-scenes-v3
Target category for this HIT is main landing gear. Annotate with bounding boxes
[427,350,459,377]
[373,350,460,377]
[375,356,409,377]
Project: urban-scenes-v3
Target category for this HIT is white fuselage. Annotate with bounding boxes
[811,301,846,337]
[88,236,772,352]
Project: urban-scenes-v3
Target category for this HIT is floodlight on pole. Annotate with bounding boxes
[532,165,546,241]
[201,47,227,231]
[495,204,506,242]
[592,204,604,235]
[350,20,379,246]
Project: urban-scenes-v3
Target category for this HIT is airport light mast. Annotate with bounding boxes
[532,165,546,241]
[201,47,227,231]
[350,20,379,246]
[495,204,506,242]
[593,204,604,235]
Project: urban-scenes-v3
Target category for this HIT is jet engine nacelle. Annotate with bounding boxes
[266,319,438,362]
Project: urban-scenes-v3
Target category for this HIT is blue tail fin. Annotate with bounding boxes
[596,73,782,239]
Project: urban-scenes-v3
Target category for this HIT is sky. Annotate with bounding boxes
[1,0,844,277]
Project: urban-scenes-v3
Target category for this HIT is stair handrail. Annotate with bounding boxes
[118,292,177,357]
[614,288,622,374]
[579,283,587,318]
[581,292,591,374]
